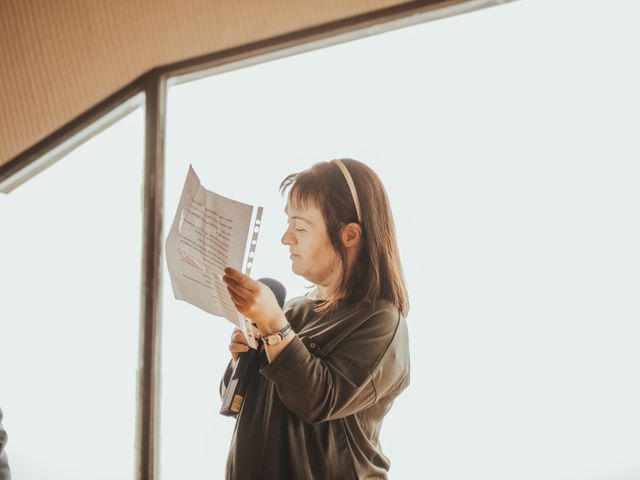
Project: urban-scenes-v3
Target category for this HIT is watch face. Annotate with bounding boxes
[266,335,280,346]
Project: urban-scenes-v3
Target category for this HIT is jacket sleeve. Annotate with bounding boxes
[259,305,409,424]
[0,408,11,480]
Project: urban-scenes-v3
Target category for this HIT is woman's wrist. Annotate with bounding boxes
[259,312,288,336]
[259,312,293,364]
[263,329,295,363]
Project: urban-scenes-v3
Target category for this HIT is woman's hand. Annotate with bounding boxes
[228,327,251,366]
[222,267,286,334]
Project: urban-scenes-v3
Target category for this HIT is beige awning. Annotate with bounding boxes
[0,0,508,171]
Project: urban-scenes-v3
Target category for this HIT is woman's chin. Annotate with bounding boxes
[291,264,310,280]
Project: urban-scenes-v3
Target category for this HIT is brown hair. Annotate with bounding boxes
[279,158,409,317]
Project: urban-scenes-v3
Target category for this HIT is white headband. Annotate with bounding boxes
[333,159,362,224]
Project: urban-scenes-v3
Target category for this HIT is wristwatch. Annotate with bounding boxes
[261,322,293,346]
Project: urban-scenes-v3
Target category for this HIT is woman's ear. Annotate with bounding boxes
[341,223,362,248]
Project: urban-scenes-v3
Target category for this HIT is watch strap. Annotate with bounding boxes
[261,322,292,345]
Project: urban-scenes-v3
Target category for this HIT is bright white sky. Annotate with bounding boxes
[1,0,640,479]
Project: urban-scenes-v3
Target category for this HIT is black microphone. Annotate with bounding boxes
[220,277,286,417]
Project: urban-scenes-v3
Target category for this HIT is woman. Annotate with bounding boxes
[221,158,410,479]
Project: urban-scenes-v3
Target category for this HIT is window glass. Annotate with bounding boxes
[0,109,144,479]
[160,1,640,477]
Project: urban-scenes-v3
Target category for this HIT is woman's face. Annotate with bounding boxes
[281,201,342,287]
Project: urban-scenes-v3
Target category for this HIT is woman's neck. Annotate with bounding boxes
[313,285,332,301]
[311,245,361,301]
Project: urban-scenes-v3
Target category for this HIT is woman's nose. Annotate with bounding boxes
[281,227,293,246]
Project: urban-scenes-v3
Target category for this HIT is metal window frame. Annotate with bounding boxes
[0,1,514,478]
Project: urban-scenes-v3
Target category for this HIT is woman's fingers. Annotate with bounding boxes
[223,275,253,312]
[225,276,264,318]
[229,342,250,358]
[222,266,281,328]
[224,267,259,292]
[231,329,248,345]
[229,326,250,361]
[225,279,250,303]
[229,342,249,352]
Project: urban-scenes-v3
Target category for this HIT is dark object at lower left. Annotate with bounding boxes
[220,343,263,417]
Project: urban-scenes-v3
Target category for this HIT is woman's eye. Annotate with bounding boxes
[295,228,305,232]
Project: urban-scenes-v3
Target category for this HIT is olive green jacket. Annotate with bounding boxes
[220,296,410,479]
